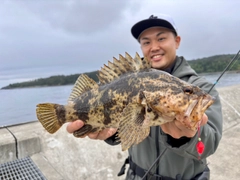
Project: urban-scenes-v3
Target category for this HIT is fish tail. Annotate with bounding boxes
[36,103,64,134]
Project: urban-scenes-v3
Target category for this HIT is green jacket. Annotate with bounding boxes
[106,56,223,180]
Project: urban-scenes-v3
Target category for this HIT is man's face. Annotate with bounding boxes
[139,27,181,70]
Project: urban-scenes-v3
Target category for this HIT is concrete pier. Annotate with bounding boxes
[1,85,240,180]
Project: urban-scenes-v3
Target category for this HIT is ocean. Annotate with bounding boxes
[1,72,240,127]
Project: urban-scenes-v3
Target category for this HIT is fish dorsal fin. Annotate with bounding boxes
[125,52,151,71]
[98,52,151,84]
[117,103,151,151]
[68,74,98,103]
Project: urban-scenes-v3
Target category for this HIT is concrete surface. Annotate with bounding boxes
[0,122,127,180]
[0,128,16,164]
[37,123,127,180]
[8,123,41,159]
[31,153,64,180]
[0,84,240,180]
[208,85,240,180]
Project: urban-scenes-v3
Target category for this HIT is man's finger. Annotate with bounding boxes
[97,128,117,140]
[66,120,84,133]
[88,132,99,139]
[200,114,208,126]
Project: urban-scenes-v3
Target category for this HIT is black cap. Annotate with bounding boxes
[131,14,178,41]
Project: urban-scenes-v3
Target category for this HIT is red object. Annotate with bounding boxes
[196,141,205,154]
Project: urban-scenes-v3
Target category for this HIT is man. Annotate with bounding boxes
[67,14,222,180]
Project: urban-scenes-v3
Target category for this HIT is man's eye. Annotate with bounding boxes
[158,38,165,41]
[143,42,149,45]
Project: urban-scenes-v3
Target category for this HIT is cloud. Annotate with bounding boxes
[0,0,240,88]
[14,0,130,34]
[0,0,140,69]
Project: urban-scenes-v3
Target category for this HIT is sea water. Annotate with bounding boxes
[0,72,240,127]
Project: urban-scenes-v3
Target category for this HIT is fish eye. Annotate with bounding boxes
[183,87,193,94]
[147,107,152,112]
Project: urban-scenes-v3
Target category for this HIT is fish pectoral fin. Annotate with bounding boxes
[68,74,98,103]
[36,103,62,134]
[118,104,150,151]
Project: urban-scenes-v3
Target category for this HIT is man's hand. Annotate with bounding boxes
[66,120,117,140]
[160,113,208,138]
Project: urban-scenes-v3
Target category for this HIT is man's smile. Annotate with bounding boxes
[151,54,164,61]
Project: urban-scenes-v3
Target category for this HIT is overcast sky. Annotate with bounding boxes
[0,0,240,88]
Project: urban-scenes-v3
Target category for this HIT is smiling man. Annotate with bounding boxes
[67,14,223,180]
[139,27,180,70]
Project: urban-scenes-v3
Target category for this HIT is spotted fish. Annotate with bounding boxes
[36,53,214,151]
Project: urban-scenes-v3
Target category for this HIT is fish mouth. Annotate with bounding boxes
[184,95,215,118]
[202,95,215,108]
[184,100,198,117]
[182,95,215,129]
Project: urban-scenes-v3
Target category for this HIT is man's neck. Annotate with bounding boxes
[162,56,177,74]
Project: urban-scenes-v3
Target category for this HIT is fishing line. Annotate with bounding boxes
[208,50,240,93]
[141,50,240,180]
[141,148,167,180]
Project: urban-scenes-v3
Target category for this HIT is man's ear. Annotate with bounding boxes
[175,36,181,49]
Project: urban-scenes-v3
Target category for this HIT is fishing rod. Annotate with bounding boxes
[208,49,240,93]
[141,49,240,180]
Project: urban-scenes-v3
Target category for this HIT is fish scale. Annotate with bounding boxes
[36,52,214,151]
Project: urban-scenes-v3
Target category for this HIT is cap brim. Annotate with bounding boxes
[131,19,177,40]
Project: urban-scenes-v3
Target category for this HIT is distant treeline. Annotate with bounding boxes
[1,71,98,89]
[188,54,240,73]
[1,54,240,89]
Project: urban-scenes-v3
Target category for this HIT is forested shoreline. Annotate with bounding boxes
[2,54,240,89]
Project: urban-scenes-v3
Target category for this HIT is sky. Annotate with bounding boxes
[0,0,240,88]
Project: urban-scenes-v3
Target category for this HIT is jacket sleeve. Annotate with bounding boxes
[160,76,223,160]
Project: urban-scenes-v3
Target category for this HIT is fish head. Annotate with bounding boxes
[185,88,215,129]
[142,84,214,129]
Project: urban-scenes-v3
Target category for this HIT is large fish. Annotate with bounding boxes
[36,53,214,151]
